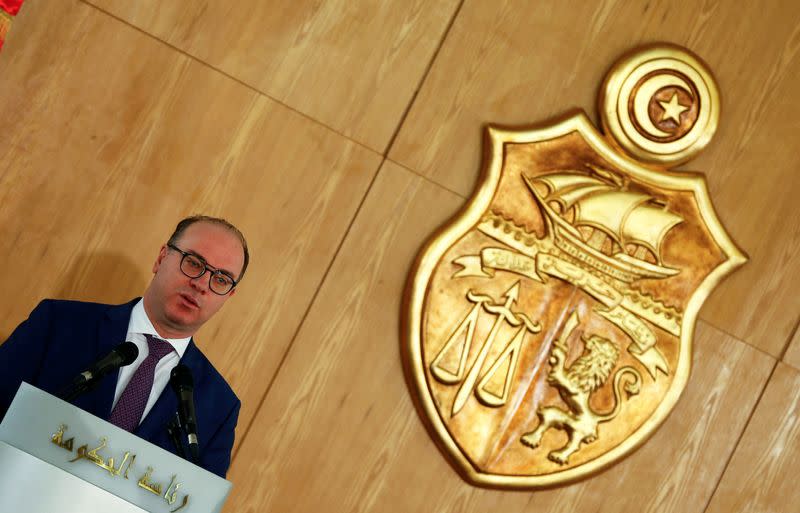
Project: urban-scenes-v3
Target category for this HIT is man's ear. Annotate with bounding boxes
[152,245,168,273]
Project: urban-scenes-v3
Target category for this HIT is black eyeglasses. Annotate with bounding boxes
[167,243,238,295]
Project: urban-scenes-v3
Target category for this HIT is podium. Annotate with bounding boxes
[0,383,232,513]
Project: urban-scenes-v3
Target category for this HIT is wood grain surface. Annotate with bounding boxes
[223,162,466,511]
[86,0,461,152]
[705,363,800,513]
[0,0,381,449]
[782,325,800,370]
[0,0,797,511]
[389,0,800,358]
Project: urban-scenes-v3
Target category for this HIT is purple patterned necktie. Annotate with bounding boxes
[109,334,174,432]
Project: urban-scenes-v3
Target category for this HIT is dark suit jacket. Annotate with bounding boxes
[0,298,240,478]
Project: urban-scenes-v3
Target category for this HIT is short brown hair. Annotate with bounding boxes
[167,215,250,282]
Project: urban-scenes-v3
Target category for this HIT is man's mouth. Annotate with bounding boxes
[179,293,200,308]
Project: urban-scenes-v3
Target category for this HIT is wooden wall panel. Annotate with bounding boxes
[0,0,381,449]
[782,326,800,370]
[224,162,461,511]
[389,0,800,357]
[705,363,800,513]
[86,0,461,152]
[1,0,797,510]
[225,162,775,513]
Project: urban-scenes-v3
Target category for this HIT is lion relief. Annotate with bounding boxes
[520,333,642,464]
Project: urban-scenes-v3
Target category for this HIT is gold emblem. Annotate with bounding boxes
[599,45,719,166]
[403,44,745,488]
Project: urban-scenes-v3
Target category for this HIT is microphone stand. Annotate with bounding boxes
[166,413,187,460]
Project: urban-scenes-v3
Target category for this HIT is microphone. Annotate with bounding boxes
[170,364,199,463]
[59,342,139,401]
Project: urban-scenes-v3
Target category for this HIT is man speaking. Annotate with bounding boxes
[0,215,247,478]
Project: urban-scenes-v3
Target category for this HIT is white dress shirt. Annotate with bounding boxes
[111,299,191,426]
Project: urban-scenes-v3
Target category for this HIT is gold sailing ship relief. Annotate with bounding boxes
[403,45,746,488]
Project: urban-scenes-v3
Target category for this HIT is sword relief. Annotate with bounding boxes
[520,311,642,464]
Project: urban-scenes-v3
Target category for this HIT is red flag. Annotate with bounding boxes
[0,0,24,52]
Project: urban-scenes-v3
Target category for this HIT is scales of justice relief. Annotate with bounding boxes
[403,44,746,488]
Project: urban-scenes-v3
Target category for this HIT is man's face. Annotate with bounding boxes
[143,222,245,339]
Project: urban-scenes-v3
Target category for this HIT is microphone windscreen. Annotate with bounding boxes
[170,364,194,392]
[117,341,139,366]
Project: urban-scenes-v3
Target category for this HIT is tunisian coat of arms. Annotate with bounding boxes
[403,45,746,488]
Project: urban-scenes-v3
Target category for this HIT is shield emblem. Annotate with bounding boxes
[403,45,746,488]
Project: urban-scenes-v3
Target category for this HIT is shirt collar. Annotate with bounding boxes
[128,298,191,357]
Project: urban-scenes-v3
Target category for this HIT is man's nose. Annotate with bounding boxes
[189,273,209,293]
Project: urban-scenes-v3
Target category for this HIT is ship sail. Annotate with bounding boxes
[552,184,613,209]
[621,205,683,261]
[572,191,650,244]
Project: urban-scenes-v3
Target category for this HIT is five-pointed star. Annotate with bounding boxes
[658,92,689,124]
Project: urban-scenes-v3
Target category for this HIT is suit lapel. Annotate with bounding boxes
[74,299,139,419]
